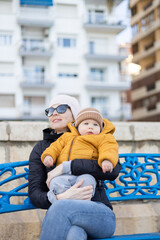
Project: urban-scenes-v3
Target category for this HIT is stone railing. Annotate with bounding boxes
[0,121,160,239]
[0,121,160,164]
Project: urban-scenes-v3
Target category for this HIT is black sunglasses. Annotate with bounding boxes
[45,104,69,117]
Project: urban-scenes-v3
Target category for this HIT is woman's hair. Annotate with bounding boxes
[49,94,81,120]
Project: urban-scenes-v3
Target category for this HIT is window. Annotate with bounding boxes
[0,33,12,46]
[132,43,138,54]
[58,73,78,78]
[90,68,104,81]
[23,96,45,116]
[89,41,94,54]
[58,64,79,78]
[147,83,155,91]
[142,95,157,111]
[132,24,138,37]
[0,94,15,108]
[88,9,105,24]
[57,38,76,48]
[131,6,137,17]
[88,10,92,23]
[95,10,104,23]
[91,97,108,117]
[141,12,154,32]
[0,72,13,77]
[145,42,154,50]
[146,63,154,70]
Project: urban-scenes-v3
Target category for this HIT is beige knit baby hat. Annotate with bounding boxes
[75,108,103,129]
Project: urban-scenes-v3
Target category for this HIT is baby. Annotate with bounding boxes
[41,108,119,203]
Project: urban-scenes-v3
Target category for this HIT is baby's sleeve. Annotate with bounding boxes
[41,135,66,163]
[98,134,119,168]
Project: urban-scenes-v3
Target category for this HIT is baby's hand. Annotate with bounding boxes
[102,160,113,173]
[43,156,54,167]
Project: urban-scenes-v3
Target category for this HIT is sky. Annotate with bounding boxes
[115,0,132,44]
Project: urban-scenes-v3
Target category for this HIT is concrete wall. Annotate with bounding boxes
[0,121,160,164]
[0,121,160,239]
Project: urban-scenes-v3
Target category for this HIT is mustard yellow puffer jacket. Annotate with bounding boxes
[41,118,119,168]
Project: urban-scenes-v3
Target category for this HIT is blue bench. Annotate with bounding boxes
[0,153,160,239]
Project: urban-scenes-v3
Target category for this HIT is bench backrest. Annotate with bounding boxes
[105,153,160,201]
[0,153,160,214]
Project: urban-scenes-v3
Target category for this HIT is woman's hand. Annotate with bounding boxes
[46,164,63,187]
[56,180,93,201]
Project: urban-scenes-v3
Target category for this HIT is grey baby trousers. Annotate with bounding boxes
[47,174,97,203]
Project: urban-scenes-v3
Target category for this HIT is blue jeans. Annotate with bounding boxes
[40,199,116,240]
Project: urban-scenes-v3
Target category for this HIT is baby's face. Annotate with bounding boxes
[78,119,101,136]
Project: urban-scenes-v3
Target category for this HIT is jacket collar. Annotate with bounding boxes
[43,128,63,141]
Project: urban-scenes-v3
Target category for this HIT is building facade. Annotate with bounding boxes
[130,0,160,121]
[0,0,130,121]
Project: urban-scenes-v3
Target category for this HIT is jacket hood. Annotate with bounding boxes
[101,118,115,134]
[67,122,79,135]
[67,118,115,135]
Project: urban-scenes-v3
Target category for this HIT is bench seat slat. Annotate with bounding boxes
[90,232,160,240]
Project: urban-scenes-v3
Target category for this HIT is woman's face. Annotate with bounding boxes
[49,104,74,133]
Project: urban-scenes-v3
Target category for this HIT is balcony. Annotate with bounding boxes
[22,107,46,120]
[86,80,130,91]
[132,80,160,102]
[85,0,123,6]
[19,39,53,58]
[132,19,160,44]
[131,0,160,26]
[20,70,55,89]
[20,81,54,89]
[85,53,126,62]
[17,7,54,27]
[132,62,160,82]
[87,74,104,83]
[84,14,125,34]
[132,40,160,63]
[132,102,160,120]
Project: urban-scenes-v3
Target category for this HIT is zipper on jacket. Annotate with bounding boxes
[68,137,76,161]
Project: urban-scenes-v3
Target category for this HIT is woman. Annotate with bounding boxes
[28,94,121,240]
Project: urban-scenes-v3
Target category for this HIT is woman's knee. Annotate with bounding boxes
[66,226,87,240]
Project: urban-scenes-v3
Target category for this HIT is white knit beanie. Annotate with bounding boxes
[49,94,80,120]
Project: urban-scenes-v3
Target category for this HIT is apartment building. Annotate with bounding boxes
[0,0,130,121]
[130,0,160,121]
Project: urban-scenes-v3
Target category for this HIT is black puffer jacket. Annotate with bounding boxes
[28,128,121,210]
